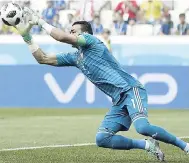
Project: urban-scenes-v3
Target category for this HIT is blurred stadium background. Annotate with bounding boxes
[0,0,189,162]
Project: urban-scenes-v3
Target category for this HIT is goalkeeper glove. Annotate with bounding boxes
[23,7,54,35]
[14,7,36,44]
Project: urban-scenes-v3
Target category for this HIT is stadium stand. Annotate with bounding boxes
[0,0,189,36]
[100,10,113,29]
[132,24,154,36]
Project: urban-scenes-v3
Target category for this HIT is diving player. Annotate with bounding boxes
[13,8,189,161]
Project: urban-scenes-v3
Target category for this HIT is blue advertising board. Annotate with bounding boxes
[1,36,189,65]
[0,66,188,109]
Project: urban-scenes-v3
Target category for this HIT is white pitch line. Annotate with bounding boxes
[179,136,189,139]
[0,143,96,152]
[0,136,189,152]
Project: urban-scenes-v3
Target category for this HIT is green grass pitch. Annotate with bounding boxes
[0,109,189,163]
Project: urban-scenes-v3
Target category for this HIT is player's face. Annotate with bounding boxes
[70,24,82,36]
[180,16,185,23]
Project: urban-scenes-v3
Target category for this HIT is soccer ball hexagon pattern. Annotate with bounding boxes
[0,2,23,26]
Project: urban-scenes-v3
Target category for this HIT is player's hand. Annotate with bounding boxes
[13,7,38,44]
[24,7,40,26]
[24,7,46,27]
[14,7,35,36]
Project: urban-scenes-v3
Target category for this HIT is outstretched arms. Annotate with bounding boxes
[20,7,89,46]
[20,33,58,66]
[39,20,87,46]
[27,10,79,45]
[0,6,77,66]
[9,7,79,67]
[21,33,76,66]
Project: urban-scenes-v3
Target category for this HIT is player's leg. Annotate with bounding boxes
[96,120,146,150]
[96,107,147,150]
[126,87,188,152]
[96,101,165,161]
[133,118,189,153]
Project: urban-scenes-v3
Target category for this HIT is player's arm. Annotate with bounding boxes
[31,48,76,66]
[13,8,77,66]
[38,19,87,46]
[20,33,57,65]
[20,8,87,46]
[32,48,57,66]
[22,34,76,66]
[50,27,78,45]
[27,9,85,46]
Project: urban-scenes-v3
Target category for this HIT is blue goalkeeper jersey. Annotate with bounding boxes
[56,33,143,105]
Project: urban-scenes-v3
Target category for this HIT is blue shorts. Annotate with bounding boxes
[99,87,148,132]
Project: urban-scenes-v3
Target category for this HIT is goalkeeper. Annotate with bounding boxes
[12,7,189,162]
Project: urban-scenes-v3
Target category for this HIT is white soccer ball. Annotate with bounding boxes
[0,2,23,26]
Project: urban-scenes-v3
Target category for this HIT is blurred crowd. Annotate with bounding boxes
[0,0,189,36]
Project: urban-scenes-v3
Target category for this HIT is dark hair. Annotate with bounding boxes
[179,13,185,18]
[94,15,100,19]
[103,29,111,35]
[167,14,171,18]
[72,21,93,35]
